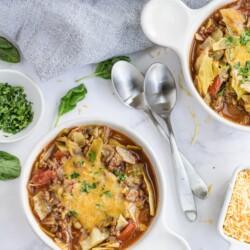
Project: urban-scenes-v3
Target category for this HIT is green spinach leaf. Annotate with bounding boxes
[76,56,131,82]
[0,37,20,63]
[54,84,87,127]
[0,151,21,180]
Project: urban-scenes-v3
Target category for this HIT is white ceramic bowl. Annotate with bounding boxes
[0,69,44,143]
[20,118,191,250]
[141,0,249,131]
[218,166,250,250]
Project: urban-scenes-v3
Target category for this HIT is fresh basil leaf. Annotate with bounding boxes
[54,84,87,127]
[0,151,21,180]
[0,37,20,63]
[76,56,131,82]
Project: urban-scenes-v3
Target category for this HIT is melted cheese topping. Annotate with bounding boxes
[226,45,250,67]
[62,157,127,232]
[223,170,250,243]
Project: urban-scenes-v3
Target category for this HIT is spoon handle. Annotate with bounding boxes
[145,109,208,199]
[164,116,197,222]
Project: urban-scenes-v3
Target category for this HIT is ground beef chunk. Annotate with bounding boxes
[211,96,224,112]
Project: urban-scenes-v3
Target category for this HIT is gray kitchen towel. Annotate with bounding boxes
[0,0,210,81]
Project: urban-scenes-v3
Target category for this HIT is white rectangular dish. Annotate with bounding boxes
[218,166,250,250]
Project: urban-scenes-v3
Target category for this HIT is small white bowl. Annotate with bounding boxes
[20,118,190,250]
[0,69,44,143]
[218,166,250,250]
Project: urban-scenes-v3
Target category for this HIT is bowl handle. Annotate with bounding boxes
[135,214,191,250]
[229,243,250,250]
[141,0,198,54]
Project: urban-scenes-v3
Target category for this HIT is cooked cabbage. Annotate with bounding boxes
[220,8,245,35]
[80,228,109,250]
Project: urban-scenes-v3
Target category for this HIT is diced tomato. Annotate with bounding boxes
[208,75,222,97]
[31,169,56,186]
[53,151,69,160]
[118,222,137,241]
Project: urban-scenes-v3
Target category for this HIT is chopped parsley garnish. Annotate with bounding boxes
[81,181,89,193]
[69,210,78,217]
[118,174,126,181]
[114,169,120,176]
[89,151,96,162]
[234,61,250,84]
[94,168,104,174]
[103,190,112,198]
[0,83,34,134]
[79,160,84,166]
[81,181,98,193]
[240,30,250,46]
[96,203,102,208]
[225,36,233,45]
[88,182,97,189]
[70,171,80,179]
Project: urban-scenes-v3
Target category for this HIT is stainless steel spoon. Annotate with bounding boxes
[111,61,208,200]
[144,62,197,221]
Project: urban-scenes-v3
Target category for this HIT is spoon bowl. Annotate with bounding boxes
[111,61,146,109]
[144,63,176,117]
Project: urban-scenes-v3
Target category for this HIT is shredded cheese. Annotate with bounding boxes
[62,157,127,232]
[208,184,213,194]
[205,115,211,123]
[179,70,191,97]
[190,108,200,145]
[223,170,250,243]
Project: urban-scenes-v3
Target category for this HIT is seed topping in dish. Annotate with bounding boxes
[223,169,250,243]
[27,125,157,250]
[190,0,250,125]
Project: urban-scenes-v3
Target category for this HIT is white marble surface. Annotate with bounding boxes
[1,45,249,250]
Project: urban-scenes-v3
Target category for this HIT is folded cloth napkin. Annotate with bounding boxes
[0,0,210,81]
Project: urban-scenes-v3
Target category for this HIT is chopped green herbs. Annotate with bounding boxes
[70,171,80,179]
[0,83,33,134]
[81,181,89,193]
[240,30,250,45]
[96,203,102,208]
[225,36,233,45]
[81,181,98,193]
[234,61,250,84]
[114,169,120,176]
[89,151,96,162]
[103,190,112,198]
[88,182,97,189]
[94,168,104,174]
[69,210,78,217]
[76,56,131,82]
[224,31,250,47]
[54,84,88,127]
[118,174,126,181]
